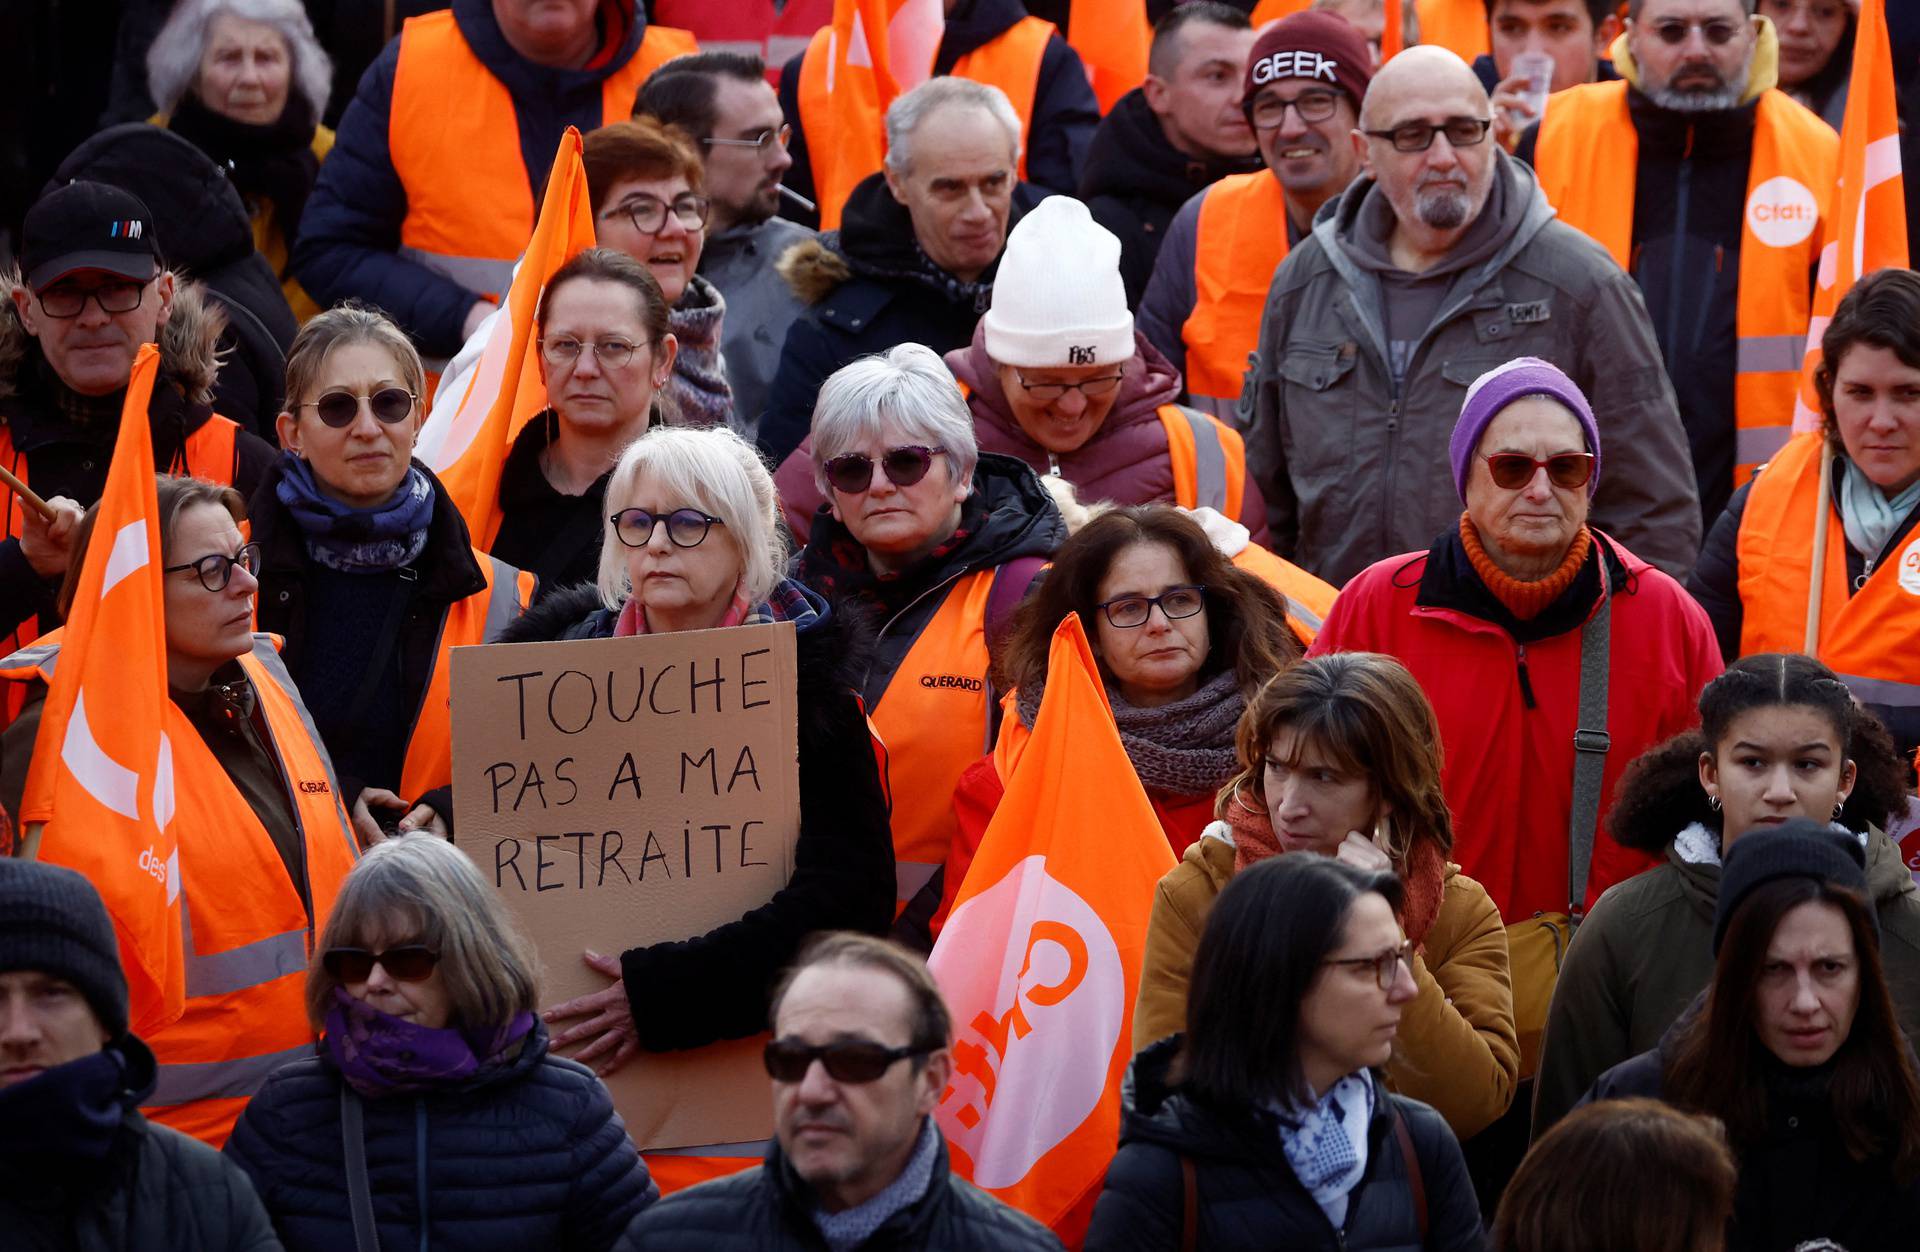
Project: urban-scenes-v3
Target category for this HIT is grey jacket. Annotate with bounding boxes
[699,215,815,438]
[1242,151,1701,586]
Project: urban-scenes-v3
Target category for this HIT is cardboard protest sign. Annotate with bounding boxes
[451,622,799,1150]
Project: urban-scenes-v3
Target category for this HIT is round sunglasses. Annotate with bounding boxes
[298,387,417,429]
[822,445,948,494]
[321,944,440,984]
[763,1037,934,1084]
[610,506,723,549]
[1482,451,1595,490]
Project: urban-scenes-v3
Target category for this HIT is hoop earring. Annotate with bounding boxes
[1834,797,1848,820]
[1707,794,1721,812]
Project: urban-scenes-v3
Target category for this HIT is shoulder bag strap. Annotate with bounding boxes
[1568,561,1613,921]
[1391,1107,1428,1240]
[341,1085,381,1252]
[1179,1153,1199,1252]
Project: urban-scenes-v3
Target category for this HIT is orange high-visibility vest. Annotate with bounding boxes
[1735,432,1920,719]
[1182,172,1291,423]
[868,567,1001,914]
[1067,0,1149,113]
[1533,81,1838,488]
[0,415,243,710]
[796,16,1054,229]
[1231,540,1336,644]
[1158,402,1247,522]
[1416,0,1491,61]
[1250,0,1315,22]
[0,634,358,1147]
[396,552,536,800]
[388,12,697,302]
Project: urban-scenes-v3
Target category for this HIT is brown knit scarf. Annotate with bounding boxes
[1459,514,1591,621]
[1223,792,1449,947]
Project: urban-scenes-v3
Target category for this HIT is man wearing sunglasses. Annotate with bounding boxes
[1242,45,1700,588]
[1523,0,1840,535]
[1,181,275,682]
[0,858,281,1250]
[614,933,1060,1250]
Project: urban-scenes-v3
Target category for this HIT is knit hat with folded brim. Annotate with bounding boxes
[0,857,130,1038]
[1449,357,1602,503]
[981,196,1134,369]
[1714,819,1874,954]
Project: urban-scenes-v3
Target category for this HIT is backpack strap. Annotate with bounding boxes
[341,1085,380,1252]
[1392,1106,1428,1240]
[1567,560,1614,920]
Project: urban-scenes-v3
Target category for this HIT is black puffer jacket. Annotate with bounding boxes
[223,1020,655,1252]
[1584,1019,1920,1252]
[755,175,1046,465]
[51,124,298,435]
[4,1036,282,1252]
[495,578,896,1051]
[612,1120,1062,1250]
[1085,1037,1484,1251]
[1079,88,1263,308]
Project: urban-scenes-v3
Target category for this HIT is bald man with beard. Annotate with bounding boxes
[1241,47,1700,586]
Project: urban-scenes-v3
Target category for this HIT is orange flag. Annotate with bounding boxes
[816,0,943,230]
[419,128,597,549]
[929,613,1176,1244]
[1069,0,1151,114]
[1791,0,1907,433]
[20,344,184,1035]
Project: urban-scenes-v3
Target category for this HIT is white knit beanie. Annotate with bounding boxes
[981,196,1135,369]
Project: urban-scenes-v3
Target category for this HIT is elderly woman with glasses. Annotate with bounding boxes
[789,343,1066,948]
[499,425,893,1181]
[224,834,658,1250]
[2,475,360,1147]
[250,305,535,847]
[484,248,680,591]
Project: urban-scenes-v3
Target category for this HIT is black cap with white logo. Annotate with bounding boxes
[21,181,162,291]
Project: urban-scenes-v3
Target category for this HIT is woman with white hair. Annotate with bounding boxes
[147,0,335,320]
[224,834,658,1249]
[500,424,894,1082]
[791,343,1066,948]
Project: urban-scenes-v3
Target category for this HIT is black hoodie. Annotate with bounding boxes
[1080,88,1265,307]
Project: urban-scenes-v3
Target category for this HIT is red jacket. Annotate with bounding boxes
[1307,531,1723,920]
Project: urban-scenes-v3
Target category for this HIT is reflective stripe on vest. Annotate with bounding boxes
[796,17,1052,229]
[1157,403,1246,520]
[1229,541,1337,645]
[1735,432,1920,714]
[1183,172,1291,421]
[867,568,999,910]
[1533,81,1838,491]
[0,634,359,1146]
[397,553,535,799]
[389,13,696,296]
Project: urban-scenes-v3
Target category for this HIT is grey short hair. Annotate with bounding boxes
[305,834,540,1035]
[809,344,979,500]
[597,425,785,611]
[884,77,1022,176]
[147,0,333,119]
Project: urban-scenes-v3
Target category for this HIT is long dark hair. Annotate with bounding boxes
[1181,854,1403,1109]
[1609,653,1908,853]
[995,505,1298,697]
[1665,877,1920,1181]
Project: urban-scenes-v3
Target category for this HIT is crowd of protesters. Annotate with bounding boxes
[6,0,1920,1249]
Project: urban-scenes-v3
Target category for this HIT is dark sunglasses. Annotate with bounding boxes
[1647,18,1744,45]
[299,387,417,428]
[1483,451,1595,490]
[321,944,440,984]
[763,1037,934,1084]
[1363,117,1493,152]
[163,541,261,592]
[610,506,723,549]
[823,445,947,494]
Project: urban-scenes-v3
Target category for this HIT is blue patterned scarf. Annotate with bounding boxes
[276,454,435,573]
[1275,1072,1375,1229]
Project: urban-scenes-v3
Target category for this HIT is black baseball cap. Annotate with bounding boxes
[21,181,162,292]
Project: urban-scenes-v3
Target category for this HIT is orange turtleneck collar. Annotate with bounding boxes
[1460,514,1591,621]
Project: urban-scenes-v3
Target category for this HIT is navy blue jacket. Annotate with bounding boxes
[291,0,650,358]
[224,1021,655,1252]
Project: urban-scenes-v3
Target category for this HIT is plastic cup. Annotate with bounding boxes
[1512,51,1556,122]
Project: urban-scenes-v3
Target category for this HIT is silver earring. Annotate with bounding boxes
[1707,794,1721,812]
[1834,798,1848,820]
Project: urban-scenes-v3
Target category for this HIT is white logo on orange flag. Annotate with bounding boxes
[1791,0,1907,434]
[817,0,942,230]
[929,612,1175,1240]
[418,128,597,548]
[19,344,185,1035]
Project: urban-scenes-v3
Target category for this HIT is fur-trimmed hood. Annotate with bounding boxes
[0,266,228,409]
[774,236,852,308]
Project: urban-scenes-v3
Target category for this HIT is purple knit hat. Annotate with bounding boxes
[1449,357,1602,503]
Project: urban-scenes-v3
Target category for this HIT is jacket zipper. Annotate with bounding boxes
[1662,125,1695,367]
[1380,398,1401,556]
[1516,644,1538,709]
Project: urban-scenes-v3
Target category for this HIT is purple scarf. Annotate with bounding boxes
[323,987,536,1098]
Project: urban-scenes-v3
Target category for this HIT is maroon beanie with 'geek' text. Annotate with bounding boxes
[1242,11,1375,112]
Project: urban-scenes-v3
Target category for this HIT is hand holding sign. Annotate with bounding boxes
[546,950,641,1076]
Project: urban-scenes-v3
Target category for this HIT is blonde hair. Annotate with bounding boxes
[596,425,784,610]
[282,303,426,413]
